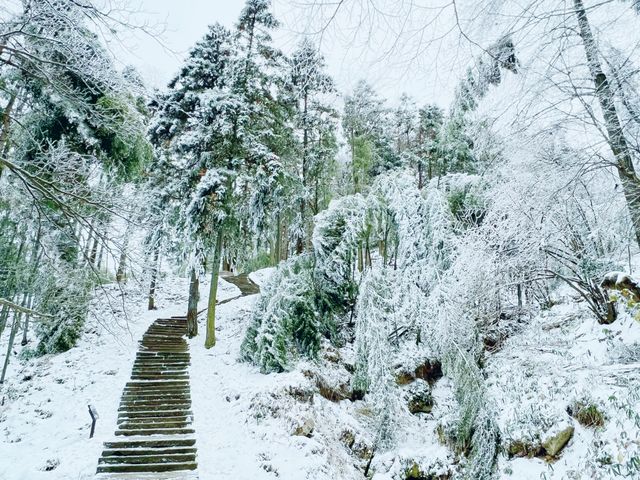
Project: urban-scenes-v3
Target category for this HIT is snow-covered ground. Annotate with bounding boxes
[2,269,639,480]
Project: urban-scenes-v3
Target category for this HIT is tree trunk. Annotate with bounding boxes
[1,311,21,384]
[274,214,282,265]
[186,267,199,338]
[21,292,33,346]
[0,304,9,337]
[148,243,160,311]
[0,92,17,175]
[89,229,100,266]
[205,229,224,349]
[116,222,133,283]
[574,0,640,247]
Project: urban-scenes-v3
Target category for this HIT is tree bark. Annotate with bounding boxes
[186,266,199,338]
[116,222,133,283]
[0,92,17,175]
[0,304,9,338]
[205,229,224,349]
[1,310,21,384]
[148,243,160,311]
[274,214,281,265]
[574,0,640,247]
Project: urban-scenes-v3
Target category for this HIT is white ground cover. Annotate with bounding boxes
[2,268,639,480]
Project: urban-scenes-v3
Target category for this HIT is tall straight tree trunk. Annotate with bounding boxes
[148,243,161,311]
[1,305,22,384]
[186,267,199,338]
[0,92,17,175]
[89,230,100,266]
[297,92,310,254]
[21,292,34,346]
[22,226,42,346]
[0,304,10,337]
[205,229,224,349]
[116,222,133,283]
[274,214,282,265]
[574,0,640,247]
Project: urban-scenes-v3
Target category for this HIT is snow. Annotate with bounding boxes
[0,275,238,480]
[2,261,640,480]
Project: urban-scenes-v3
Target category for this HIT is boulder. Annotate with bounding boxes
[542,425,574,457]
[414,360,442,384]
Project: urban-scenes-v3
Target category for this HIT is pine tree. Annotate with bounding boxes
[287,39,338,253]
[151,0,294,348]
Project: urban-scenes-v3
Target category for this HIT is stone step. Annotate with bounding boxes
[119,398,191,411]
[120,397,191,405]
[116,428,195,436]
[121,389,190,395]
[123,389,190,396]
[120,392,191,399]
[130,375,189,381]
[130,371,188,376]
[96,462,197,474]
[118,410,193,419]
[104,438,196,449]
[132,360,190,365]
[119,405,191,413]
[120,399,191,407]
[131,367,189,372]
[117,421,191,430]
[117,416,190,425]
[126,381,189,388]
[99,453,196,465]
[132,363,187,367]
[136,352,191,360]
[102,447,196,457]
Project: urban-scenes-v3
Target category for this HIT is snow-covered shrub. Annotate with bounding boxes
[241,255,320,372]
[312,194,371,323]
[440,173,488,228]
[352,268,399,447]
[36,270,92,354]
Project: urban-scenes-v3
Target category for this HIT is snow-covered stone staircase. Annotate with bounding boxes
[96,317,197,478]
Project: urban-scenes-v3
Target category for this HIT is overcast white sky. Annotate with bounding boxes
[114,0,469,108]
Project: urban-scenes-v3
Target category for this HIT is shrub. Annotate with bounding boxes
[568,399,606,428]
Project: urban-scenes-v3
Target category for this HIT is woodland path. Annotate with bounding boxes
[94,273,259,478]
[95,316,198,478]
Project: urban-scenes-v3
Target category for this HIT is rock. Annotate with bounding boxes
[414,360,442,384]
[542,425,574,457]
[303,369,353,402]
[395,370,415,385]
[404,461,451,480]
[407,381,433,414]
[293,417,315,437]
[395,359,443,386]
[507,439,541,458]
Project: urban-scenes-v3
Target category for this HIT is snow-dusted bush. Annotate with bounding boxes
[241,255,320,372]
[353,268,399,447]
[312,194,372,321]
[36,270,92,355]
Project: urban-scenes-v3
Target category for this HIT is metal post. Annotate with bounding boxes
[88,404,99,439]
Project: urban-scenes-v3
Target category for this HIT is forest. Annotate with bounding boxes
[1,0,640,479]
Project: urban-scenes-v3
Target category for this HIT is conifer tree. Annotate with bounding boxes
[288,39,338,253]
